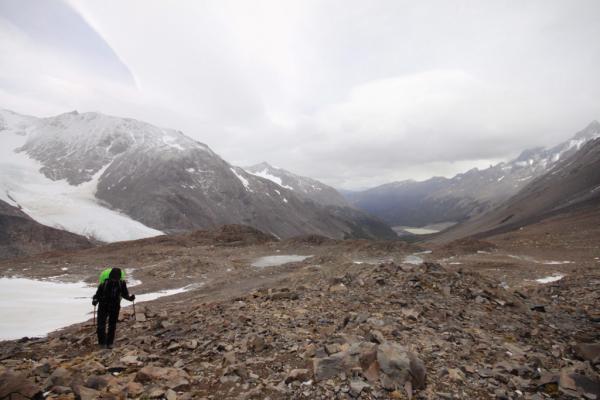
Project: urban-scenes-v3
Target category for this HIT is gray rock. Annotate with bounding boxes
[46,367,71,388]
[285,369,311,383]
[573,343,600,363]
[0,370,43,400]
[349,379,371,397]
[377,342,426,390]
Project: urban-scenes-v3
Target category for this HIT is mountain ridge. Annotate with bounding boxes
[244,162,349,207]
[345,121,600,228]
[0,108,396,242]
[434,135,600,241]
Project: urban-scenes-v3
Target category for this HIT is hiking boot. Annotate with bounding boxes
[106,344,114,349]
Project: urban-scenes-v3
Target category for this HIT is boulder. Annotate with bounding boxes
[84,375,108,390]
[0,370,43,400]
[73,385,100,400]
[377,342,426,390]
[573,343,600,363]
[46,367,72,388]
[135,366,190,390]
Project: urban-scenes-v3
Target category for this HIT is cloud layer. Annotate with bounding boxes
[1,0,599,189]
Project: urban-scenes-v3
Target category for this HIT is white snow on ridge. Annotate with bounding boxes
[162,135,185,151]
[0,125,163,243]
[230,168,252,192]
[246,168,294,190]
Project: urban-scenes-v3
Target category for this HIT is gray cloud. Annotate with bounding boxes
[1,0,599,189]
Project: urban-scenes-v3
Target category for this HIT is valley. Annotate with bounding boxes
[0,218,598,399]
[1,3,599,399]
[1,112,599,400]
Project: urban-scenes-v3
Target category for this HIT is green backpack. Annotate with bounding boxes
[99,268,126,284]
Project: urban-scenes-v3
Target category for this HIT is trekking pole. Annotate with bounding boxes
[132,299,136,321]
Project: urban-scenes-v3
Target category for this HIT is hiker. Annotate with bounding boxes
[92,267,135,348]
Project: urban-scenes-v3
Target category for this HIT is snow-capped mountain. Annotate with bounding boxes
[244,162,349,207]
[346,121,600,227]
[0,109,395,242]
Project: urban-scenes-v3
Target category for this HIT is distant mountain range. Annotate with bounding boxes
[0,109,396,243]
[345,121,600,228]
[436,134,600,241]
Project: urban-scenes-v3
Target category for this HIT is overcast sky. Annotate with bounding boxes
[1,0,599,189]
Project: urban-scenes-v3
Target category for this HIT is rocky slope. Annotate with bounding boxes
[245,162,349,207]
[0,109,395,241]
[436,136,600,242]
[0,199,92,260]
[346,121,600,228]
[0,226,598,399]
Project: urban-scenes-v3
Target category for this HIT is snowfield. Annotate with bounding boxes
[0,110,163,242]
[0,277,198,340]
[246,167,294,190]
[0,278,95,340]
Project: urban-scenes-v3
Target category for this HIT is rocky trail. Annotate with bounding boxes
[0,227,599,399]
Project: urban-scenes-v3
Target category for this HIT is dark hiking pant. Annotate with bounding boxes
[97,303,120,346]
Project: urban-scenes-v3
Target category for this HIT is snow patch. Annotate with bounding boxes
[535,274,564,284]
[161,135,185,151]
[0,277,200,339]
[125,268,142,287]
[0,278,95,340]
[246,168,294,190]
[542,261,573,265]
[230,168,252,192]
[403,255,423,265]
[134,284,199,303]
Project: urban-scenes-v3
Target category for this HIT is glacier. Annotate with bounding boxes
[0,110,163,242]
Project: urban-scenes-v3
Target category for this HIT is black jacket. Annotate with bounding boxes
[93,279,134,306]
